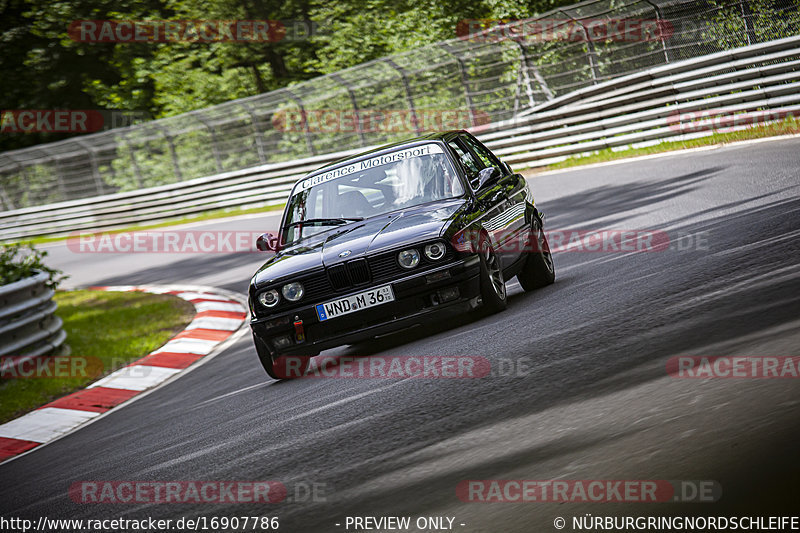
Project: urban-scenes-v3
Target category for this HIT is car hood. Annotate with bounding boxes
[253,199,466,287]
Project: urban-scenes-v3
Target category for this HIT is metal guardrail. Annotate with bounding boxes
[489,38,800,166]
[1,0,798,212]
[1,35,798,241]
[0,272,66,366]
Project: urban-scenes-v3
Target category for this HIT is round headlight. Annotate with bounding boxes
[258,289,280,308]
[282,282,304,302]
[424,241,446,260]
[398,248,420,269]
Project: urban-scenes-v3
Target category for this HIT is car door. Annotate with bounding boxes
[451,133,527,268]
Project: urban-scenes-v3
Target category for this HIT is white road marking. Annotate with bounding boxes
[88,365,182,391]
[95,285,139,292]
[175,292,236,302]
[0,408,101,443]
[152,338,220,355]
[194,301,245,313]
[185,317,243,331]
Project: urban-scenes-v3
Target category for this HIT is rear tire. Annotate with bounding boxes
[517,217,555,291]
[478,236,508,313]
[253,334,310,379]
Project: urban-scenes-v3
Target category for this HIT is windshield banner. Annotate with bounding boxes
[297,143,445,192]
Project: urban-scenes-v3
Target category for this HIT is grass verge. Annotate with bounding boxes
[0,290,195,423]
[532,118,800,173]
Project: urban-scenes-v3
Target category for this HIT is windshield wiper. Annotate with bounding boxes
[285,217,364,228]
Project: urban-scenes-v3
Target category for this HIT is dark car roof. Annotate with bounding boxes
[301,130,464,182]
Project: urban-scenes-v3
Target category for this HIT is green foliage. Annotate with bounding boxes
[0,0,167,152]
[1,0,571,154]
[0,243,67,289]
[702,0,800,50]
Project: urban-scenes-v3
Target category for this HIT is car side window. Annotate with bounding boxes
[460,134,501,172]
[448,141,482,189]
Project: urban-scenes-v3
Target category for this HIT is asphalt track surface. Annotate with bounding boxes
[2,138,799,532]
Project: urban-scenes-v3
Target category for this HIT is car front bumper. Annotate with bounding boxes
[250,256,481,357]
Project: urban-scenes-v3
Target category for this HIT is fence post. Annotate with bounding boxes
[2,156,27,209]
[155,125,184,182]
[50,158,69,202]
[77,140,106,196]
[196,116,224,173]
[0,166,17,210]
[643,0,672,63]
[437,43,478,127]
[740,0,756,45]
[283,89,318,156]
[124,132,144,189]
[330,73,367,145]
[241,102,267,164]
[384,58,422,135]
[558,10,601,84]
[512,39,550,110]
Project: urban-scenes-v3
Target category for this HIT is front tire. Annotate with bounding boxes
[517,216,555,291]
[478,236,508,313]
[253,334,310,379]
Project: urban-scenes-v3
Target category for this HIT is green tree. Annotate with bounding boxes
[0,0,168,151]
[1,0,577,154]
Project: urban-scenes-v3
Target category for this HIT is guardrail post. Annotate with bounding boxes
[330,74,367,145]
[437,43,478,127]
[384,58,422,135]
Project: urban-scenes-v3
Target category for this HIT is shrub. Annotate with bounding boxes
[0,243,67,289]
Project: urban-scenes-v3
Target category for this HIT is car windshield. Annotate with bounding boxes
[282,143,464,245]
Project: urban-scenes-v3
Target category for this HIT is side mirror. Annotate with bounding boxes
[476,166,501,189]
[256,232,279,252]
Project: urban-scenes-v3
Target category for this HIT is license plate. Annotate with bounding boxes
[316,285,395,322]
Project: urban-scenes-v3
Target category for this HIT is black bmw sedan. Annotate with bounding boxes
[248,130,554,379]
